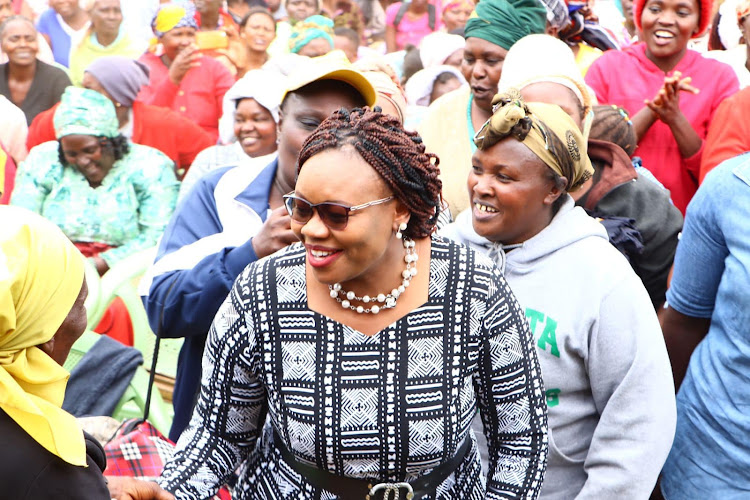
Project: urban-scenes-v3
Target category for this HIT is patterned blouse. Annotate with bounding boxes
[10,141,178,267]
[159,237,548,499]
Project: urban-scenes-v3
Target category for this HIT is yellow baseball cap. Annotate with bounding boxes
[281,51,377,107]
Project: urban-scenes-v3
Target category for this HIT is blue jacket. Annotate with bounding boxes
[141,155,277,441]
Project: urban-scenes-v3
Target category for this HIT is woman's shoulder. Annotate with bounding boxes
[237,242,306,294]
[124,142,173,163]
[35,60,70,78]
[430,234,504,289]
[25,141,64,169]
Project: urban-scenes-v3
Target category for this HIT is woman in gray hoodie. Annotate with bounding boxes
[441,93,677,499]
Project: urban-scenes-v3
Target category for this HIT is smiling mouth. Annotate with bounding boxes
[310,248,336,258]
[654,30,675,40]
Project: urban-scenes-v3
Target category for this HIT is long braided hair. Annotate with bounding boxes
[297,107,442,239]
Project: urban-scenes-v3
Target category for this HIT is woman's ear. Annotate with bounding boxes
[37,337,55,358]
[544,176,567,206]
[392,198,411,231]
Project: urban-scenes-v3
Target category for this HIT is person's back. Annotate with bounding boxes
[661,152,750,497]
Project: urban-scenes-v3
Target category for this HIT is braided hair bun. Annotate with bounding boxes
[297,107,443,238]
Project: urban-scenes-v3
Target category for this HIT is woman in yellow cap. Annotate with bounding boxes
[0,205,172,499]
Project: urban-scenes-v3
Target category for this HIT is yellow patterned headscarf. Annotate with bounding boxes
[0,206,87,466]
[474,91,593,192]
[152,1,198,38]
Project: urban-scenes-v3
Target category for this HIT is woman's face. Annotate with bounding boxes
[287,0,318,22]
[50,0,79,17]
[193,0,221,15]
[242,12,276,52]
[622,0,635,25]
[443,4,473,32]
[430,75,462,103]
[0,19,38,66]
[468,138,563,245]
[641,0,699,61]
[297,36,332,57]
[461,37,508,112]
[60,134,117,187]
[0,0,13,25]
[81,72,115,103]
[740,14,750,40]
[292,147,402,288]
[234,98,277,157]
[520,82,584,130]
[160,26,196,61]
[90,0,123,40]
[276,86,362,191]
[41,280,88,366]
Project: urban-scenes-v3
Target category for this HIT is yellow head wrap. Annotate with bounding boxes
[0,206,86,466]
[474,91,593,192]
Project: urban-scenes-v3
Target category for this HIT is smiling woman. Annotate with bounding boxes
[585,0,739,213]
[156,106,549,500]
[68,0,145,87]
[11,87,178,277]
[441,93,677,499]
[178,69,285,200]
[0,15,71,124]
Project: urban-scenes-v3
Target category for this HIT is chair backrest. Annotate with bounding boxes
[64,330,173,435]
[89,247,184,380]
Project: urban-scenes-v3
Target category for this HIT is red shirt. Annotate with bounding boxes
[137,52,234,143]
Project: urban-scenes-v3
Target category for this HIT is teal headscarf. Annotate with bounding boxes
[54,87,119,139]
[288,15,334,54]
[464,0,547,50]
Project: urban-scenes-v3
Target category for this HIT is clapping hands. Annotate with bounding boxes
[644,71,700,125]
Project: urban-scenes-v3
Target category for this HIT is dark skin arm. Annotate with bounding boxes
[660,306,711,392]
[92,256,110,276]
[107,477,175,500]
[385,23,397,53]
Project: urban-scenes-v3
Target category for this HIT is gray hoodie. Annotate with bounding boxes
[441,197,676,499]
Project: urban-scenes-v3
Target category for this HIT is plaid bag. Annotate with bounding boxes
[103,418,175,481]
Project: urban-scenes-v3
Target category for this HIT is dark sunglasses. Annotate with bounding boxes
[283,192,395,230]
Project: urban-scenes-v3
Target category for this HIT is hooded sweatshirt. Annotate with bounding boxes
[441,197,676,499]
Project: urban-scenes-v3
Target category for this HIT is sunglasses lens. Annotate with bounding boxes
[319,204,349,230]
[287,197,314,223]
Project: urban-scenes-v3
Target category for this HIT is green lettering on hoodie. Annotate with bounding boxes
[525,308,560,358]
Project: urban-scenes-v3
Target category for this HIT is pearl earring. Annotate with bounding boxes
[395,222,407,239]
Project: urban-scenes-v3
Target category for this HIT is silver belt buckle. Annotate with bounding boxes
[366,482,414,500]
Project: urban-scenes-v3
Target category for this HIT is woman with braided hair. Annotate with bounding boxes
[156,106,548,499]
[442,92,677,499]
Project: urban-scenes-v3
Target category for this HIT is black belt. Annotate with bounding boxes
[272,428,471,500]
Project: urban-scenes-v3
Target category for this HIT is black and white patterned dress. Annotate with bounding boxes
[159,236,547,499]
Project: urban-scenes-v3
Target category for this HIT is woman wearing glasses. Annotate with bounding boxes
[156,107,548,499]
[142,53,377,443]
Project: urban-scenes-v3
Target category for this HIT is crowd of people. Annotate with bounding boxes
[1,0,749,498]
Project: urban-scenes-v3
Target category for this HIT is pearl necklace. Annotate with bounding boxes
[329,237,418,314]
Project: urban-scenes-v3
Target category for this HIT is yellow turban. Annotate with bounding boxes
[0,206,87,466]
[474,91,593,192]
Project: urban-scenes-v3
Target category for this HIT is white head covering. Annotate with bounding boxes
[497,34,597,138]
[218,70,287,145]
[404,65,467,106]
[418,32,465,69]
[718,0,743,50]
